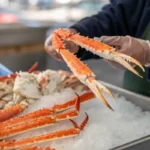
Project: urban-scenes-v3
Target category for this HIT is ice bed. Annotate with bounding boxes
[7,81,150,150]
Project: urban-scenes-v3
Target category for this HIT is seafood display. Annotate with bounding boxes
[0,29,145,149]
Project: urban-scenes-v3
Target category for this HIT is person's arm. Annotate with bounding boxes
[70,0,149,60]
[148,68,150,82]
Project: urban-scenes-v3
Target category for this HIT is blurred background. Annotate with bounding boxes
[0,0,124,87]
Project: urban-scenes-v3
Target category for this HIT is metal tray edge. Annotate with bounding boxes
[100,80,150,111]
[99,81,150,150]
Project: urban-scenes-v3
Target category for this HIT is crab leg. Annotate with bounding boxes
[20,145,55,150]
[0,94,81,139]
[48,32,114,110]
[28,62,38,73]
[0,107,53,127]
[0,104,26,122]
[49,28,144,78]
[0,114,88,150]
[52,91,95,112]
[0,91,94,128]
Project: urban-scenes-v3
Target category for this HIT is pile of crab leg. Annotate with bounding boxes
[20,145,55,150]
[0,92,91,150]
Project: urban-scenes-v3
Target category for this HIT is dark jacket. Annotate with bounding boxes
[70,0,150,60]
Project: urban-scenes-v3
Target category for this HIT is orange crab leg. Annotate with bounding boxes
[28,62,38,73]
[20,145,55,150]
[0,104,25,122]
[0,108,53,128]
[52,91,95,112]
[0,114,88,150]
[0,117,56,139]
[0,91,94,128]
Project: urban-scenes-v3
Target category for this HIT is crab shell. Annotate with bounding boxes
[37,70,62,95]
[1,69,89,109]
[0,78,14,109]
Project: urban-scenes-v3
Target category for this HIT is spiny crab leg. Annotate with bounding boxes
[0,104,26,122]
[0,91,94,127]
[45,31,114,110]
[52,91,95,112]
[20,145,55,150]
[0,93,82,139]
[0,107,53,126]
[0,114,88,150]
[49,28,144,78]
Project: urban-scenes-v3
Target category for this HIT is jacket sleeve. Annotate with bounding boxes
[70,0,149,60]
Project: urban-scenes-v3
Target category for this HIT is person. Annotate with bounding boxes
[45,0,150,97]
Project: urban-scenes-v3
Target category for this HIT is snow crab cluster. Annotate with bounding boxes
[0,62,89,112]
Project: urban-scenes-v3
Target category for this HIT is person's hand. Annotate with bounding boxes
[45,28,79,62]
[95,36,150,69]
[0,63,13,76]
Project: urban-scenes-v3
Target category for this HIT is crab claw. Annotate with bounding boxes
[86,77,114,110]
[93,48,144,78]
[81,38,145,78]
[93,37,145,77]
[107,51,145,78]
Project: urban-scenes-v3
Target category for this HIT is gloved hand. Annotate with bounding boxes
[0,63,13,76]
[95,36,150,69]
[45,28,79,62]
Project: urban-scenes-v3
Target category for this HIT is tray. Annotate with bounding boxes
[100,81,150,150]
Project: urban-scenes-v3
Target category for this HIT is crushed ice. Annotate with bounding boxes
[9,88,150,150]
